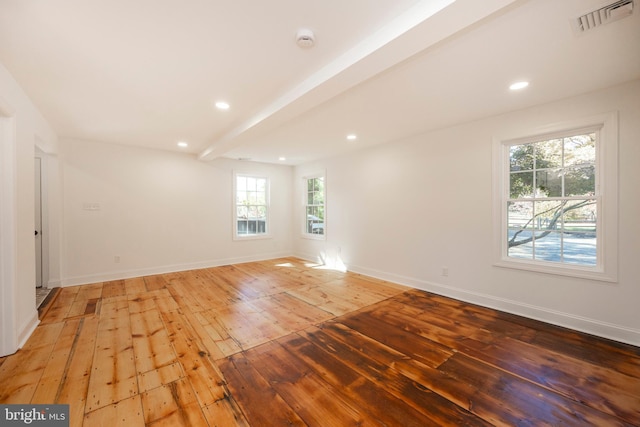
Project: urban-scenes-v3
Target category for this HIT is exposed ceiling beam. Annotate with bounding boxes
[199,0,526,161]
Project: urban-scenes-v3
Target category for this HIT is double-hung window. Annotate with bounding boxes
[493,113,618,281]
[303,175,325,238]
[507,131,597,264]
[234,174,269,239]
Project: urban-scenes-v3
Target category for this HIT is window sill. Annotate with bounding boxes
[233,234,272,241]
[493,258,617,283]
[301,233,326,241]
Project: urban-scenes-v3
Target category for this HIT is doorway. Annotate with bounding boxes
[34,151,52,308]
[35,156,43,288]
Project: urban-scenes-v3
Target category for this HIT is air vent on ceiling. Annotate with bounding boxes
[574,0,634,32]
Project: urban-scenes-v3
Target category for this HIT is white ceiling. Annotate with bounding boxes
[1,0,639,165]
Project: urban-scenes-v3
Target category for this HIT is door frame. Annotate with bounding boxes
[0,101,18,356]
[35,156,43,288]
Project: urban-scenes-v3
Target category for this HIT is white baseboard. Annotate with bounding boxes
[17,310,40,350]
[46,279,61,288]
[60,251,292,287]
[299,255,640,347]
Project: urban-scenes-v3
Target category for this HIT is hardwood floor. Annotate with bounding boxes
[1,257,638,426]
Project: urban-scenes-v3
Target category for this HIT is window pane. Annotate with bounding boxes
[248,191,257,204]
[313,190,324,204]
[236,191,247,205]
[508,201,533,230]
[563,200,596,232]
[306,206,314,233]
[533,200,564,231]
[510,171,534,199]
[510,145,534,171]
[565,133,595,167]
[562,199,597,266]
[534,139,562,169]
[247,177,256,191]
[257,178,266,193]
[237,220,248,234]
[237,206,248,219]
[563,232,596,266]
[308,191,314,205]
[564,165,595,197]
[508,229,533,260]
[535,169,562,197]
[236,177,246,191]
[534,231,562,262]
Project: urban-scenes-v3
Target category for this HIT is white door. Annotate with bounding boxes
[34,157,43,288]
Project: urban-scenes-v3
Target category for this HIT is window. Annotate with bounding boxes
[304,175,325,238]
[508,131,597,265]
[234,174,269,239]
[493,113,618,282]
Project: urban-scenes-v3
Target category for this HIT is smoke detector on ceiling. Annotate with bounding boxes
[573,0,634,33]
[296,29,315,48]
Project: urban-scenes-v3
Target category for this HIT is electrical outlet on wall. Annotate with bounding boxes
[442,266,449,277]
[114,255,120,263]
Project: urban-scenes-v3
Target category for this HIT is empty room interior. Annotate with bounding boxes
[1,0,639,425]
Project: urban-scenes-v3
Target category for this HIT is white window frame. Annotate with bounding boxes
[302,173,326,240]
[492,112,618,282]
[233,172,271,240]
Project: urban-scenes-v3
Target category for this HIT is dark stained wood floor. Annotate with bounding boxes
[1,257,639,426]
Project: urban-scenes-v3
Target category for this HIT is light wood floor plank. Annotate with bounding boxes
[31,318,81,404]
[83,394,144,426]
[39,287,79,324]
[85,299,138,412]
[0,322,65,403]
[56,316,99,427]
[130,308,178,375]
[160,309,228,409]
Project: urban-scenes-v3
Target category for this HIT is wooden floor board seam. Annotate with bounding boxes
[53,318,84,404]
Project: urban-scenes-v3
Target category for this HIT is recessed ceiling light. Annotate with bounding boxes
[346,134,357,141]
[509,81,529,91]
[215,101,230,110]
[278,157,286,161]
[177,141,188,148]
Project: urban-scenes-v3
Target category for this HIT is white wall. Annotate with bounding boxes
[294,79,640,346]
[0,62,58,356]
[60,139,293,285]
